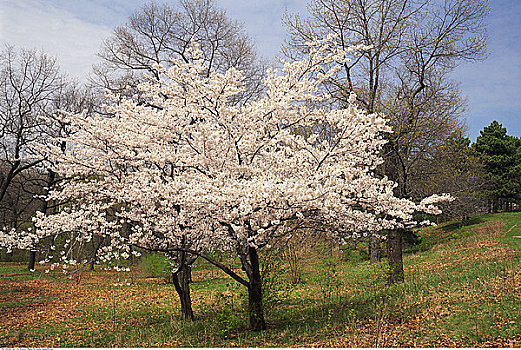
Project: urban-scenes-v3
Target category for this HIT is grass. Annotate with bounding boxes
[1,212,521,347]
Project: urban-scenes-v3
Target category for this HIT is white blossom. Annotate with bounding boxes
[0,38,453,276]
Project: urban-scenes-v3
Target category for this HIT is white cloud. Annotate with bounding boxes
[0,0,305,78]
[0,0,113,81]
[1,0,519,139]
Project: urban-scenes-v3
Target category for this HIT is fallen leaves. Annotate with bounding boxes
[1,218,520,347]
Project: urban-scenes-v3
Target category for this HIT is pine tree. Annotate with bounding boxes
[473,121,521,212]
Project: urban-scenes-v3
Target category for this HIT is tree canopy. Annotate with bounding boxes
[473,121,521,212]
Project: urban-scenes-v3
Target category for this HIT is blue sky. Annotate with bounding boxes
[1,0,519,140]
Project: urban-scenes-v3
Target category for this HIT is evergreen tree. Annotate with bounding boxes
[473,121,521,212]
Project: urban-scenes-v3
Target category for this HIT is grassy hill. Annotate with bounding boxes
[1,212,520,347]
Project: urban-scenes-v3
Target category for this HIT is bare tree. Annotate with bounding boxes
[411,130,487,224]
[283,0,489,282]
[90,0,266,104]
[0,46,67,204]
[0,45,96,269]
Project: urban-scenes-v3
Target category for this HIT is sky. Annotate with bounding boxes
[0,0,520,141]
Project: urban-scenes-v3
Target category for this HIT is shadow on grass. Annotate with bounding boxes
[440,216,484,232]
[74,281,385,346]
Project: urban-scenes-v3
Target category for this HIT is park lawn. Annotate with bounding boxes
[1,212,520,347]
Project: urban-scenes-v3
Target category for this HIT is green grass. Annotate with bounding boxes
[0,263,27,273]
[1,212,521,347]
[0,263,62,281]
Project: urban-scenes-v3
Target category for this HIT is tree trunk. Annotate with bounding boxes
[172,265,194,321]
[28,169,55,271]
[28,250,36,271]
[369,236,381,264]
[90,236,105,271]
[386,229,404,284]
[247,247,266,331]
[492,199,499,213]
[0,162,19,204]
[187,264,193,283]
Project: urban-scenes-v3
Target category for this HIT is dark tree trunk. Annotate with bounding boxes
[386,229,404,284]
[90,236,105,271]
[28,250,36,271]
[369,236,381,264]
[381,143,408,282]
[0,162,19,204]
[187,264,193,283]
[246,247,266,331]
[153,226,266,330]
[492,199,499,213]
[28,169,55,271]
[172,264,194,321]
